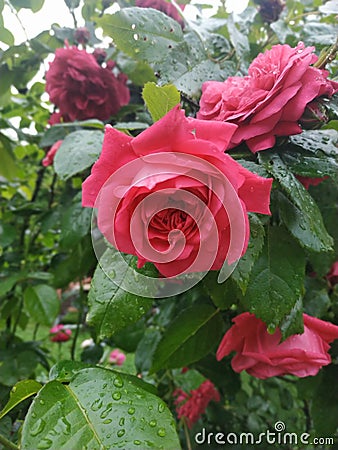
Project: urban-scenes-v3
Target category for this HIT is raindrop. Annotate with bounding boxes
[148,405,153,411]
[103,419,112,424]
[117,429,125,438]
[127,407,135,415]
[12,386,17,393]
[100,404,113,419]
[149,420,157,427]
[133,33,139,41]
[134,440,141,446]
[119,417,125,426]
[131,23,136,29]
[37,438,53,449]
[39,399,45,405]
[91,399,103,411]
[32,412,37,419]
[112,391,122,401]
[114,375,124,388]
[30,419,46,436]
[267,324,276,334]
[157,428,166,437]
[61,417,71,435]
[158,402,165,413]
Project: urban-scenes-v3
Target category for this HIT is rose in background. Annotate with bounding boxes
[45,45,130,123]
[217,312,338,379]
[82,106,272,278]
[174,380,220,428]
[108,349,126,366]
[327,261,338,287]
[42,140,63,167]
[198,42,338,153]
[135,0,185,27]
[49,324,72,343]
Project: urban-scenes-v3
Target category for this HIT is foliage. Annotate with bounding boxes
[0,0,337,448]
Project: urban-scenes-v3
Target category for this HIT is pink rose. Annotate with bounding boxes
[295,175,327,190]
[42,140,63,167]
[49,324,72,343]
[82,106,272,277]
[217,312,338,379]
[135,0,185,27]
[45,45,130,122]
[108,349,126,366]
[198,42,338,153]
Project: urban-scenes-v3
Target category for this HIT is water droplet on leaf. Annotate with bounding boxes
[112,391,122,401]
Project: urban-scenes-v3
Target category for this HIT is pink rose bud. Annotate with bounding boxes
[108,349,126,366]
[217,312,338,379]
[74,27,90,45]
[49,324,72,343]
[93,48,107,65]
[42,140,63,167]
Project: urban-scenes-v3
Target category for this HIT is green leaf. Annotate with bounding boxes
[60,193,92,249]
[24,284,60,327]
[10,0,44,11]
[98,8,184,64]
[0,27,14,46]
[0,347,40,386]
[202,271,237,310]
[87,249,153,340]
[0,143,19,180]
[21,368,180,450]
[240,226,305,339]
[289,129,338,157]
[231,214,265,294]
[259,151,333,252]
[54,130,103,180]
[142,82,180,122]
[135,328,162,373]
[0,275,20,297]
[0,380,42,420]
[150,303,223,372]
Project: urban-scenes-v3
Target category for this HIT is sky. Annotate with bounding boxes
[2,0,249,46]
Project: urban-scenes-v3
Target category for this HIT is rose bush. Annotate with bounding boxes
[198,42,338,152]
[82,106,272,277]
[217,312,338,379]
[45,45,130,122]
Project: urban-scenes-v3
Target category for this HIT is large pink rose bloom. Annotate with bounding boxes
[45,46,130,122]
[82,106,272,277]
[217,312,338,379]
[198,42,338,153]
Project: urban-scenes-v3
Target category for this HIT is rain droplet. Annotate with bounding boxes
[134,440,141,446]
[119,418,125,426]
[12,386,17,393]
[148,405,153,411]
[39,399,45,405]
[100,404,113,418]
[37,438,53,449]
[30,419,46,436]
[157,427,166,437]
[114,375,124,388]
[267,324,276,334]
[61,417,71,435]
[103,419,112,424]
[149,420,157,427]
[112,391,122,401]
[158,402,165,413]
[117,429,125,438]
[91,399,103,411]
[128,407,135,415]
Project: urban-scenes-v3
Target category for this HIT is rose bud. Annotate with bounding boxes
[254,0,285,23]
[299,100,329,130]
[93,48,107,65]
[74,27,90,45]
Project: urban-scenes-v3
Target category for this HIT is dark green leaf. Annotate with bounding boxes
[0,380,42,420]
[60,193,92,248]
[202,271,237,309]
[21,368,180,449]
[142,82,180,122]
[98,8,184,63]
[231,214,265,294]
[150,303,224,372]
[54,130,103,180]
[24,284,60,327]
[87,249,153,340]
[10,0,44,11]
[259,151,333,252]
[289,129,338,157]
[135,328,162,373]
[240,226,305,339]
[0,348,39,386]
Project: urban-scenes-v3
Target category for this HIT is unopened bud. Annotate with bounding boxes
[253,0,285,23]
[300,100,329,130]
[74,27,90,45]
[93,48,107,65]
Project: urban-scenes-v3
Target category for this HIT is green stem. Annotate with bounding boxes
[70,279,85,360]
[183,418,192,450]
[0,433,19,450]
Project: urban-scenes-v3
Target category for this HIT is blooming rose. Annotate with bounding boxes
[49,324,72,343]
[217,312,338,379]
[198,42,338,153]
[45,46,130,122]
[174,380,220,428]
[135,0,185,26]
[82,106,272,277]
[42,140,63,167]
